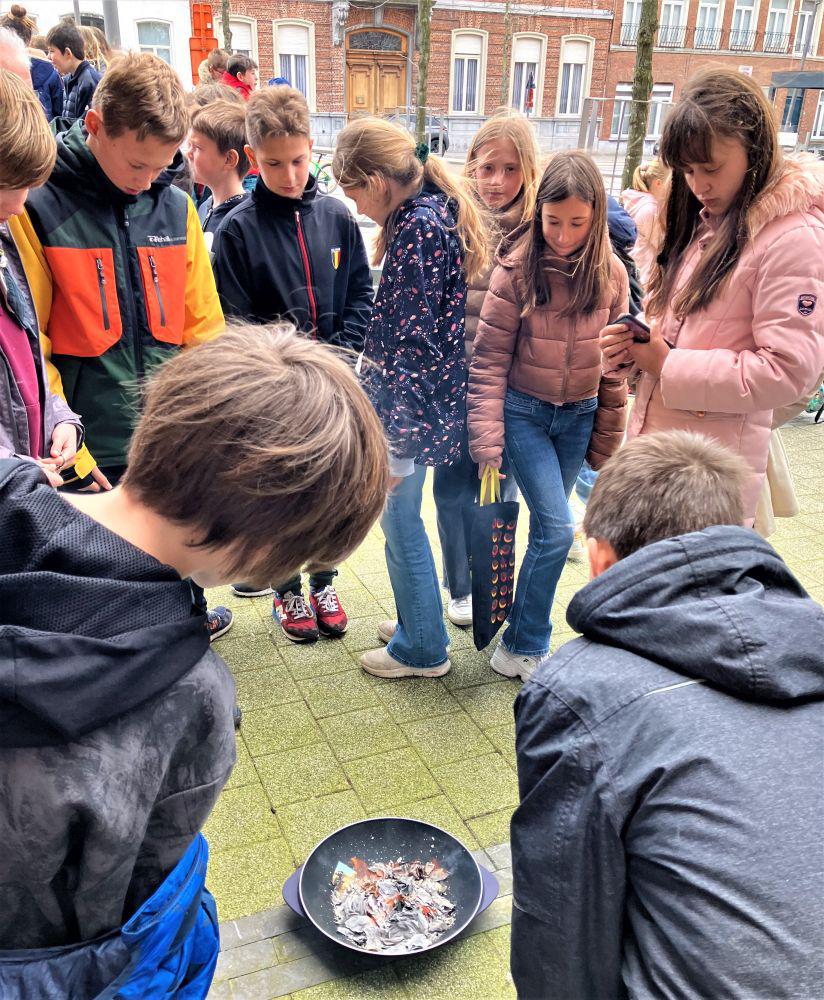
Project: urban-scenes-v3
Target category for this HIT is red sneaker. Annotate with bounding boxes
[310,585,349,637]
[273,590,319,643]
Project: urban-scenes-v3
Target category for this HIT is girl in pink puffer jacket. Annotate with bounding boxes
[621,159,669,288]
[602,67,824,522]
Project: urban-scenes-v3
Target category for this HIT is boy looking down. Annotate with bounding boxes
[213,85,374,642]
[511,430,824,999]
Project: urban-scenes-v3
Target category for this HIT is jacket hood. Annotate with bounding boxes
[0,460,210,747]
[568,526,824,703]
[621,188,656,218]
[51,120,180,203]
[748,153,824,238]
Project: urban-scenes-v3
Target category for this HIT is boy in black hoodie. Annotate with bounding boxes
[0,326,388,995]
[213,85,374,643]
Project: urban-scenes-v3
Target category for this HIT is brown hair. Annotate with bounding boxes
[0,4,34,44]
[583,430,746,559]
[92,52,189,144]
[207,48,229,72]
[227,53,256,78]
[647,67,781,320]
[631,158,670,193]
[30,34,49,54]
[464,110,540,227]
[246,85,310,146]
[124,324,389,586]
[517,150,612,318]
[186,82,244,110]
[191,100,250,178]
[45,20,84,59]
[333,116,490,283]
[0,68,56,190]
[79,24,110,71]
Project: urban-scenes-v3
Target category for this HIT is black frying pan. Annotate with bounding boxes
[298,817,484,956]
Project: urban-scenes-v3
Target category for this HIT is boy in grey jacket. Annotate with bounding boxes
[512,430,824,999]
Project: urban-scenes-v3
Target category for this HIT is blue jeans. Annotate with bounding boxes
[382,465,450,668]
[503,389,598,656]
[433,422,519,600]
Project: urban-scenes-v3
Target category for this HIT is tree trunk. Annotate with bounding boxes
[620,0,658,191]
[500,0,512,107]
[221,0,233,54]
[415,0,433,145]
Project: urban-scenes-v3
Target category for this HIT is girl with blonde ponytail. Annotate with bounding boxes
[621,158,670,287]
[333,117,489,679]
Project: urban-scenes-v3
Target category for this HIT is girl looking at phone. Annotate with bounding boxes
[468,151,629,680]
[601,67,824,522]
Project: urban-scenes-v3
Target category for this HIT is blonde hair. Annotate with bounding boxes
[0,68,56,190]
[92,52,189,145]
[0,4,34,45]
[124,324,390,587]
[246,86,310,148]
[333,117,489,283]
[464,110,540,227]
[632,158,670,193]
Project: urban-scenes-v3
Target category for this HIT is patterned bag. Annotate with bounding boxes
[467,467,520,651]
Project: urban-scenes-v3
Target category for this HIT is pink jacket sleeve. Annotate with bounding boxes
[661,224,824,413]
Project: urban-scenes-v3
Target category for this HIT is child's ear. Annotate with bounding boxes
[587,536,619,579]
[225,149,239,173]
[244,144,258,171]
[85,108,102,138]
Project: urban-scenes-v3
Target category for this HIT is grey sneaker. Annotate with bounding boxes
[360,647,450,678]
[490,644,544,682]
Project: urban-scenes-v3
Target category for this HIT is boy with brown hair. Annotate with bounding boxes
[221,53,258,99]
[10,51,230,636]
[45,18,100,121]
[0,324,389,994]
[511,430,824,1000]
[187,99,249,238]
[213,84,374,642]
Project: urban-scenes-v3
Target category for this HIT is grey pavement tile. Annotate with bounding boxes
[206,979,233,999]
[229,949,375,1000]
[401,712,495,768]
[318,705,408,762]
[207,838,297,923]
[466,808,515,850]
[371,676,462,723]
[216,634,283,675]
[288,967,406,1000]
[279,641,361,682]
[228,905,305,949]
[233,667,302,711]
[433,754,518,820]
[203,784,282,853]
[441,647,500,690]
[223,735,259,791]
[255,744,351,808]
[368,794,479,851]
[452,682,520,731]
[486,842,512,871]
[214,937,276,982]
[298,670,380,719]
[276,791,367,863]
[241,703,324,758]
[345,746,440,812]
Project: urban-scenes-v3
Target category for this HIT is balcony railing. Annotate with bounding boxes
[763,30,791,52]
[620,21,639,45]
[729,27,758,49]
[694,26,723,48]
[658,23,688,46]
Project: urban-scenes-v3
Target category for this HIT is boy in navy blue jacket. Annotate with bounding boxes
[213,85,374,643]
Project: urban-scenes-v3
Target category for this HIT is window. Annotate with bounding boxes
[451,32,485,114]
[812,91,824,138]
[621,0,642,43]
[511,35,544,114]
[765,0,791,50]
[220,18,257,59]
[695,0,722,47]
[137,21,172,64]
[781,88,803,131]
[730,0,757,48]
[659,0,687,46]
[610,82,673,138]
[795,0,818,53]
[274,22,311,100]
[557,38,592,116]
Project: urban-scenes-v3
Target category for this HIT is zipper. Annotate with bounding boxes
[559,317,575,401]
[121,209,144,380]
[147,254,167,327]
[95,257,111,331]
[294,209,318,335]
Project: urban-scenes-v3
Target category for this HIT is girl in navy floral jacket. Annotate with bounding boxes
[334,118,488,678]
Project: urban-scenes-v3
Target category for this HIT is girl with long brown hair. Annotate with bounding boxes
[333,117,488,678]
[601,67,824,521]
[468,150,629,679]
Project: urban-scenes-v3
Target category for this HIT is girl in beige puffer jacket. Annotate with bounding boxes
[468,151,628,678]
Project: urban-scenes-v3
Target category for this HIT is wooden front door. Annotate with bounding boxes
[345,29,407,115]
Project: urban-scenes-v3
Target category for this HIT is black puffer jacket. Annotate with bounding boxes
[62,60,100,121]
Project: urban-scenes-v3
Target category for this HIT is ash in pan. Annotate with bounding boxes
[331,857,456,954]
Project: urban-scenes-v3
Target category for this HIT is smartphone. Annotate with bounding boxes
[615,313,651,344]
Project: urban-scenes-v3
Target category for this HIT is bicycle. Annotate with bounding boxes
[310,150,338,194]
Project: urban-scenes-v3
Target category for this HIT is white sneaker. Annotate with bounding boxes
[490,644,544,682]
[566,527,586,563]
[447,594,473,626]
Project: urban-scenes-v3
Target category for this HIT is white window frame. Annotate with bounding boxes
[659,0,687,46]
[217,16,259,62]
[730,0,760,48]
[811,90,824,138]
[764,0,791,50]
[555,35,594,118]
[621,0,642,43]
[509,32,547,116]
[449,29,487,116]
[695,0,726,47]
[610,82,673,139]
[794,0,819,52]
[136,19,173,65]
[272,19,316,111]
[647,83,674,138]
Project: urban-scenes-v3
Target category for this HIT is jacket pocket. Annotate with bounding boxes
[137,244,187,345]
[42,246,122,357]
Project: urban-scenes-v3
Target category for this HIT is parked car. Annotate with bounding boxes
[387,112,450,154]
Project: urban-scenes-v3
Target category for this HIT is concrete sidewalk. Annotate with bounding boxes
[205,413,824,999]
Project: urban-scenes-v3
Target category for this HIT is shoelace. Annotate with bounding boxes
[313,586,340,614]
[282,592,313,619]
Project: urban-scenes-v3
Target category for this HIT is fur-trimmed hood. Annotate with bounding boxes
[748,153,824,239]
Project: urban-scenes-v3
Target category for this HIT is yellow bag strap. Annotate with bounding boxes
[480,465,501,506]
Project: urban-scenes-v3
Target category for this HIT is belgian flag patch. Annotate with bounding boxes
[331,247,341,270]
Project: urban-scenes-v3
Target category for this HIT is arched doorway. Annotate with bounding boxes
[345,29,408,115]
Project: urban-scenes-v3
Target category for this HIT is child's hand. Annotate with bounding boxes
[629,333,671,378]
[478,460,504,479]
[599,323,633,371]
[36,460,64,488]
[48,422,79,469]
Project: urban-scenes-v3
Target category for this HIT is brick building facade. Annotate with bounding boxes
[202,0,824,150]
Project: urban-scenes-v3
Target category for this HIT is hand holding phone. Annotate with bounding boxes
[614,313,651,343]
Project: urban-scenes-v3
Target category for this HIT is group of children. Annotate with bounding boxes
[0,43,823,997]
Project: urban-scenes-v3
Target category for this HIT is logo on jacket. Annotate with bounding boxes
[331,247,341,270]
[798,294,817,316]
